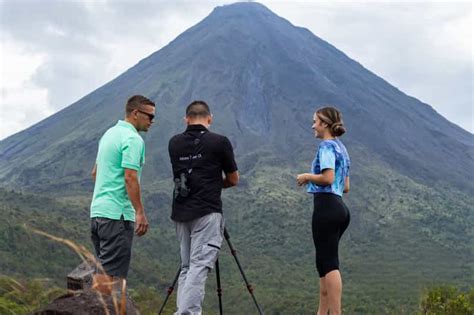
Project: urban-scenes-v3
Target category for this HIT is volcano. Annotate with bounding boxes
[1,3,472,314]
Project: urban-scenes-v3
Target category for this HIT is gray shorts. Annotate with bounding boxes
[91,216,134,278]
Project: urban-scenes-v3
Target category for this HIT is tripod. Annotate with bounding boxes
[158,228,264,315]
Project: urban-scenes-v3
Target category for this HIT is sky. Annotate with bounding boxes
[0,0,472,140]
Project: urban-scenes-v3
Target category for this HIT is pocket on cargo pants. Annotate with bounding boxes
[190,213,224,269]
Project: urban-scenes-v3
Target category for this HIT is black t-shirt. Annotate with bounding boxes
[168,124,238,222]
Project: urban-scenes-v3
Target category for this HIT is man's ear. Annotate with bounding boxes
[184,116,190,125]
[208,115,213,125]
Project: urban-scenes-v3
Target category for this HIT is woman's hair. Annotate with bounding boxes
[316,106,346,137]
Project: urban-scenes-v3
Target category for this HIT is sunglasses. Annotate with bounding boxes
[137,109,155,121]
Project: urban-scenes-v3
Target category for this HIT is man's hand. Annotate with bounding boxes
[135,212,149,236]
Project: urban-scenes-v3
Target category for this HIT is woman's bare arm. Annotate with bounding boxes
[296,169,335,186]
[343,176,350,193]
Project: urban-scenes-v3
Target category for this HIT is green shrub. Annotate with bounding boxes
[420,285,473,315]
[0,275,65,315]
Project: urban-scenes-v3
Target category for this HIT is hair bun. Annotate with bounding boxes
[331,122,346,137]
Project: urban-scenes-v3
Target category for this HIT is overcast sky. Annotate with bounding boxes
[0,0,472,140]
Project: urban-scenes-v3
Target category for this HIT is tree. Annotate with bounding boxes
[420,285,473,315]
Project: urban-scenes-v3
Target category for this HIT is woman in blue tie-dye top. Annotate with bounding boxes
[296,106,350,315]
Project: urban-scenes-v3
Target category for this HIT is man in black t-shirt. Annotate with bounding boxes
[168,100,239,314]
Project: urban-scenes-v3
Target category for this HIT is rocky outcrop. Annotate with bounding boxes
[34,262,140,315]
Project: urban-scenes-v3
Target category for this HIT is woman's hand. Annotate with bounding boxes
[296,173,310,186]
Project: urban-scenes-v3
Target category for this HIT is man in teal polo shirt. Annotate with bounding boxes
[90,95,155,287]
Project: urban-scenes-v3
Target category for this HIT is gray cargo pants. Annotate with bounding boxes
[174,212,224,315]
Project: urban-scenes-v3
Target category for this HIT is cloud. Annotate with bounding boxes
[0,0,220,139]
[0,0,472,140]
[0,36,50,139]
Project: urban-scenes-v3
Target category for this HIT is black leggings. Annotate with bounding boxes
[312,193,350,277]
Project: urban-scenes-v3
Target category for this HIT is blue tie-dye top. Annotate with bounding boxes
[307,138,350,196]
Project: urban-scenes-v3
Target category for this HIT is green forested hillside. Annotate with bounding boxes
[1,146,472,314]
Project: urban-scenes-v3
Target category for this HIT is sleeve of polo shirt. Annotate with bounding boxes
[319,144,336,171]
[221,137,238,173]
[121,136,144,171]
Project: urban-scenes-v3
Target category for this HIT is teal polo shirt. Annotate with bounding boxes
[90,120,145,221]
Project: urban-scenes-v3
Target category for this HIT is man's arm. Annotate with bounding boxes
[124,169,148,236]
[91,164,97,182]
[220,136,239,188]
[223,171,239,188]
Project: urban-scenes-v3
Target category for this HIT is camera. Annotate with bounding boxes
[174,172,190,199]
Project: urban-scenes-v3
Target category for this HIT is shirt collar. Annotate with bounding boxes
[117,120,138,133]
[185,124,208,132]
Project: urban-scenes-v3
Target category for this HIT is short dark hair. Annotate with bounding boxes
[126,95,155,115]
[186,100,211,118]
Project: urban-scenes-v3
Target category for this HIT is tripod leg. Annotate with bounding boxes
[224,228,264,315]
[215,259,223,315]
[158,267,181,315]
